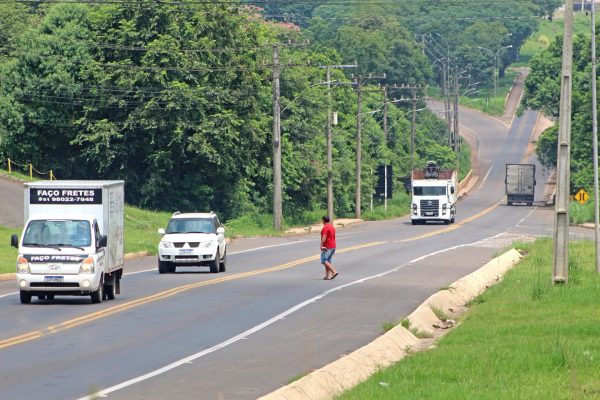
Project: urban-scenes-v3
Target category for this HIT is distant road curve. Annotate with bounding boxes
[0,175,24,228]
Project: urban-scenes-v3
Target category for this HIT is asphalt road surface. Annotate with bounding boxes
[0,106,590,400]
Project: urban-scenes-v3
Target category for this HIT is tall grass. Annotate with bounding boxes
[0,225,20,274]
[336,238,600,399]
[570,199,596,224]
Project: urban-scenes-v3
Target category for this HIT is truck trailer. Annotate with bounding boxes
[411,161,458,225]
[11,180,124,304]
[505,163,536,206]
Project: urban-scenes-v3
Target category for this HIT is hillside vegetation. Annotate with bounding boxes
[0,1,557,225]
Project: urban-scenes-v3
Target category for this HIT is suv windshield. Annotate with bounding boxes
[23,219,91,247]
[166,218,214,234]
[413,186,447,196]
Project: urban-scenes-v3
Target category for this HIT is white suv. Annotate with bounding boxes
[157,212,226,274]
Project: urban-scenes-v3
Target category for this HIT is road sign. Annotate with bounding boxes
[575,188,589,205]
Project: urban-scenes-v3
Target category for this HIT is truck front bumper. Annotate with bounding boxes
[16,272,101,293]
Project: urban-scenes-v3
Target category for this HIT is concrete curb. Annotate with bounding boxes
[0,273,16,282]
[258,248,523,400]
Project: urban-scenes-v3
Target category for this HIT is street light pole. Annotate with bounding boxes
[477,44,512,98]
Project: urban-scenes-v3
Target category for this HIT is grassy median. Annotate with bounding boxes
[337,238,600,400]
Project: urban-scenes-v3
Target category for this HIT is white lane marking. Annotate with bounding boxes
[516,208,537,226]
[0,239,319,297]
[75,234,507,400]
[480,166,493,187]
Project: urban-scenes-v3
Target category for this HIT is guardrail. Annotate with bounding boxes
[5,158,56,180]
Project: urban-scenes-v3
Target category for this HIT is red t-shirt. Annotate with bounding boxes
[321,223,336,249]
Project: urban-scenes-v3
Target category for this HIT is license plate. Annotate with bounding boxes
[179,249,194,255]
[44,276,64,283]
[425,212,434,216]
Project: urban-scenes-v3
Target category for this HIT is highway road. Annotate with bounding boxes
[0,106,592,400]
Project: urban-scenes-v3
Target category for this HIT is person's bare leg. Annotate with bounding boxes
[324,261,337,278]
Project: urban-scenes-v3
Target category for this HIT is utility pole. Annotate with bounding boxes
[591,1,600,273]
[272,45,283,231]
[553,0,573,283]
[326,66,334,221]
[453,70,461,173]
[321,64,356,221]
[353,74,385,219]
[411,86,418,170]
[356,77,364,220]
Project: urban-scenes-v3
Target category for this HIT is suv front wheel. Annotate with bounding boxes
[219,250,227,272]
[209,257,219,273]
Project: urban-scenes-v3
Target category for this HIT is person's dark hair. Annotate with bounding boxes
[322,216,330,223]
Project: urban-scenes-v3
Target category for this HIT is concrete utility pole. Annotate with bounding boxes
[272,45,282,231]
[592,1,600,273]
[553,0,574,283]
[321,64,356,221]
[453,70,460,153]
[411,87,418,170]
[353,74,385,219]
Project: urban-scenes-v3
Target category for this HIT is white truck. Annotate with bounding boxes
[411,161,457,225]
[10,180,124,304]
[505,163,536,206]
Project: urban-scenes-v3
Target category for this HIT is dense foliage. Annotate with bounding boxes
[523,31,595,192]
[0,1,562,223]
[259,0,560,94]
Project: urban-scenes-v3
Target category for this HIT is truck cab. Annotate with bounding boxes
[411,162,457,225]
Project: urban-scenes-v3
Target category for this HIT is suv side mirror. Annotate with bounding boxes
[158,228,165,235]
[216,227,225,235]
[450,186,455,194]
[98,235,107,248]
[11,234,18,248]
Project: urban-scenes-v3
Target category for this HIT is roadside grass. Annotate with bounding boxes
[124,205,171,255]
[428,71,515,117]
[336,238,600,400]
[570,199,595,224]
[0,225,19,274]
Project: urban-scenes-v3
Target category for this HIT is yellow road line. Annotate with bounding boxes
[395,202,500,243]
[0,241,385,350]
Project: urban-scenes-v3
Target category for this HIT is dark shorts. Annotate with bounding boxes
[321,248,336,264]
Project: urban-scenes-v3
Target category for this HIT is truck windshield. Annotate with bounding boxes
[413,186,447,196]
[23,220,91,247]
[166,218,214,234]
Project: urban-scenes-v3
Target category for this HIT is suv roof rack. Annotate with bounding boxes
[172,211,181,216]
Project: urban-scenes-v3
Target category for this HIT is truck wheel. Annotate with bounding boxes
[444,220,450,225]
[167,263,176,273]
[38,295,46,300]
[219,251,227,272]
[20,291,32,304]
[411,220,417,225]
[507,201,513,206]
[105,283,116,300]
[91,277,104,304]
[46,294,55,300]
[158,259,169,274]
[209,258,219,273]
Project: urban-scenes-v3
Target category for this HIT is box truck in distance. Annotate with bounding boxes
[10,181,124,304]
[505,164,536,206]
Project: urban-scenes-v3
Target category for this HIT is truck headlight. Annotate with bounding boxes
[442,203,447,215]
[412,204,417,215]
[160,241,173,248]
[200,241,214,248]
[17,257,30,274]
[79,257,95,274]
